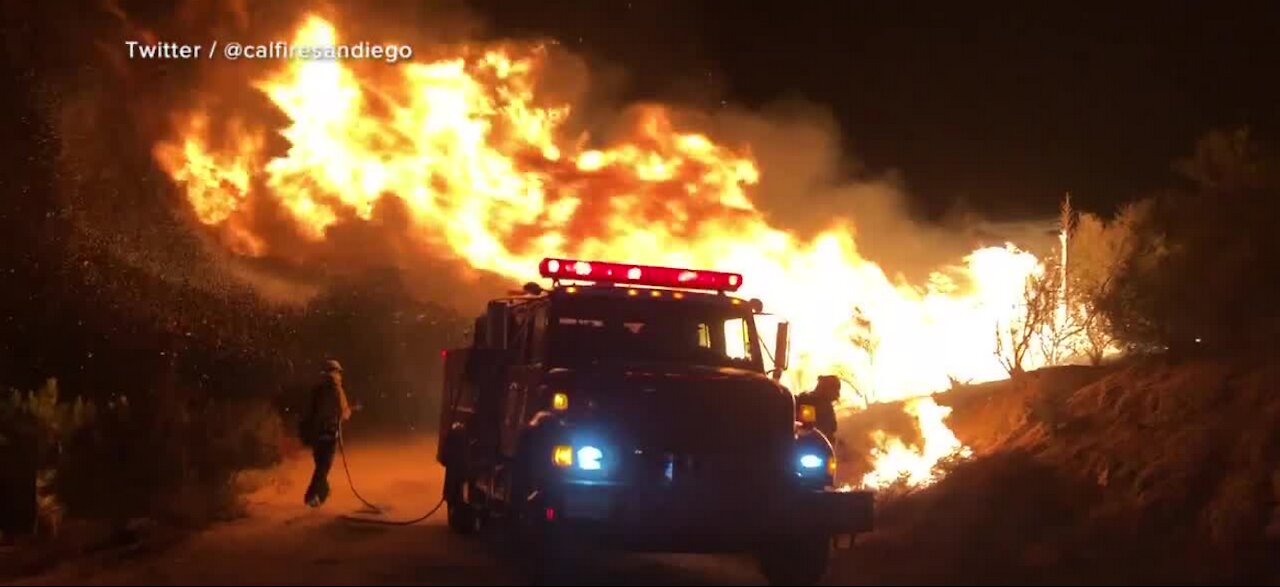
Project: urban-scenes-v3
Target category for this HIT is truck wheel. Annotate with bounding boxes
[505,457,580,584]
[757,535,831,586]
[445,465,477,535]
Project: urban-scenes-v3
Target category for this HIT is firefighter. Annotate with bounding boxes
[303,359,352,508]
[797,375,840,439]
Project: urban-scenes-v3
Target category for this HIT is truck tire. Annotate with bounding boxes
[444,465,478,535]
[503,449,581,584]
[757,535,831,586]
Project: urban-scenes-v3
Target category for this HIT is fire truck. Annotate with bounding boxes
[437,258,873,584]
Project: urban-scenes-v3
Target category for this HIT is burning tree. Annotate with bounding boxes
[996,193,1149,372]
[995,266,1058,377]
[996,195,1077,375]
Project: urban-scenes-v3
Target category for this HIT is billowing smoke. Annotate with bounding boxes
[696,102,1055,283]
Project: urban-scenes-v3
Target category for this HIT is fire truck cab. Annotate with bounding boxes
[437,258,873,585]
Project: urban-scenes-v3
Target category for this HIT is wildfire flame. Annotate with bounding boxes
[860,397,973,488]
[154,15,1053,488]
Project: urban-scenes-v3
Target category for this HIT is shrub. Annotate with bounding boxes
[1,380,96,536]
[3,383,291,529]
[1102,128,1280,354]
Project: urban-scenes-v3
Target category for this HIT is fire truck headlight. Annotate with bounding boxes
[799,454,824,470]
[577,446,604,471]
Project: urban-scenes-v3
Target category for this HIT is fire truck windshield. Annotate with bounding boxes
[549,296,762,371]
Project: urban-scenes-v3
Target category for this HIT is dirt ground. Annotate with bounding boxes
[7,435,811,586]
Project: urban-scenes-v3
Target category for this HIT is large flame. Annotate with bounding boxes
[155,15,1052,487]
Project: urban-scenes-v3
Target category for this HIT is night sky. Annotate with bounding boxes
[472,1,1280,220]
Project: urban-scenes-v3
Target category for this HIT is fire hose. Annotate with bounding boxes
[335,425,445,526]
[333,373,466,526]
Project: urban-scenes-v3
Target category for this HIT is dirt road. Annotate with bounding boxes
[12,436,804,586]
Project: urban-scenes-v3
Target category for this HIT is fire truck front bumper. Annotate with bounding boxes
[539,479,874,552]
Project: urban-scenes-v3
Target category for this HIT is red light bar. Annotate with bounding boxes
[539,258,743,292]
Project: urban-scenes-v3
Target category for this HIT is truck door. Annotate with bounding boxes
[500,303,548,457]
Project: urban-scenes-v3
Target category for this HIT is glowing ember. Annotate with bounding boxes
[155,15,1056,486]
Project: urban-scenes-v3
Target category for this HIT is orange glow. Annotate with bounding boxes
[155,15,1077,488]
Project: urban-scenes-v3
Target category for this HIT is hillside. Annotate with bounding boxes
[837,355,1280,584]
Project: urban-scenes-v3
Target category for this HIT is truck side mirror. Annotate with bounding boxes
[773,321,790,379]
[485,301,510,349]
